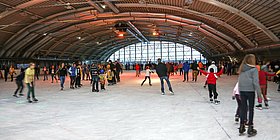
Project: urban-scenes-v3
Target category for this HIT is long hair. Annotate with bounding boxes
[238,54,256,74]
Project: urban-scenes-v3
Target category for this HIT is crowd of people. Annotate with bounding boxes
[1,55,280,137]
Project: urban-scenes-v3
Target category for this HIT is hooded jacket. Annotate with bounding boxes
[183,62,190,72]
[238,64,261,97]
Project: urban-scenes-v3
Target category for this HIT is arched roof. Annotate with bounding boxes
[0,0,279,61]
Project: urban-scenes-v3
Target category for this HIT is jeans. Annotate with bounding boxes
[208,84,218,99]
[235,94,242,117]
[14,80,24,95]
[183,71,189,81]
[92,76,99,91]
[51,74,57,82]
[240,91,255,125]
[27,82,35,99]
[60,76,65,88]
[159,76,173,93]
[179,68,183,75]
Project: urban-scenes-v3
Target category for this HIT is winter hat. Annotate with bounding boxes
[212,61,215,64]
[261,65,267,70]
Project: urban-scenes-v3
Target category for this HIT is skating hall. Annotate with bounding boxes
[1,0,280,140]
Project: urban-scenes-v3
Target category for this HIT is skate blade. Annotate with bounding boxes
[248,133,257,137]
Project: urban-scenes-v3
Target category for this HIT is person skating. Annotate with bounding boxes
[155,58,174,95]
[199,67,224,104]
[58,63,67,90]
[106,64,114,86]
[35,65,40,80]
[50,65,58,83]
[43,66,48,81]
[9,65,16,82]
[135,63,140,77]
[90,63,99,92]
[13,68,25,97]
[255,65,276,109]
[238,54,262,137]
[68,63,77,89]
[277,69,280,91]
[115,61,122,82]
[204,61,217,88]
[141,66,154,86]
[99,65,106,90]
[191,61,199,82]
[182,61,190,82]
[232,82,243,123]
[75,64,82,88]
[4,65,9,82]
[24,63,38,103]
[178,61,183,76]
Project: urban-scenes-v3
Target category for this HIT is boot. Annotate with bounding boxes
[239,124,246,134]
[27,98,32,103]
[247,125,257,137]
[33,98,38,102]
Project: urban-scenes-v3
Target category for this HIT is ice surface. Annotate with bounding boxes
[0,71,280,140]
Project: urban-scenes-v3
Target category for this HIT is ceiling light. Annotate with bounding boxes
[77,36,81,40]
[153,32,159,36]
[43,33,48,36]
[101,5,106,9]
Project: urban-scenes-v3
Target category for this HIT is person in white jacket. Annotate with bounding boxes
[204,61,218,88]
[232,82,243,123]
[141,66,154,86]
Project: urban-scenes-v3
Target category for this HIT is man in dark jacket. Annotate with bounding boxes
[115,61,122,82]
[109,60,116,84]
[4,65,9,82]
[13,68,25,97]
[90,63,99,92]
[191,61,199,82]
[58,63,67,90]
[156,58,174,95]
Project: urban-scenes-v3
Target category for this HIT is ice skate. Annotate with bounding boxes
[255,104,263,110]
[247,125,257,137]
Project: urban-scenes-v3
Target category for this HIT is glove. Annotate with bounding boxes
[232,96,235,100]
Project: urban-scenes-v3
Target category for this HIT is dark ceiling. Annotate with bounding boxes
[0,0,279,61]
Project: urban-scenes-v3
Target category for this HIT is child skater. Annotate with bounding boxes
[141,66,154,86]
[99,65,106,90]
[107,65,114,86]
[255,65,276,109]
[200,66,224,104]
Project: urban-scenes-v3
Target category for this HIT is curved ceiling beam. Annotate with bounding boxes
[0,0,47,20]
[41,14,234,53]
[115,3,255,47]
[0,7,95,56]
[199,0,279,42]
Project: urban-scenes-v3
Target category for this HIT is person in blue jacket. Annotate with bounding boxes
[68,63,77,89]
[183,61,190,82]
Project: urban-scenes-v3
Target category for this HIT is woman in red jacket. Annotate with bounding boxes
[200,66,224,104]
[135,63,140,77]
[255,65,276,109]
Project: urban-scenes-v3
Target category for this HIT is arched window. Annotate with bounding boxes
[108,41,206,63]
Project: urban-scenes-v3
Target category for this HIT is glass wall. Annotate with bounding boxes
[108,41,206,63]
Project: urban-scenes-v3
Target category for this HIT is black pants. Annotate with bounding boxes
[235,94,242,117]
[240,91,255,125]
[75,75,81,87]
[227,68,232,76]
[10,74,14,82]
[278,83,280,90]
[112,70,117,84]
[43,72,48,80]
[36,73,39,80]
[208,84,218,99]
[14,80,24,95]
[141,76,151,85]
[70,76,76,88]
[184,71,189,81]
[4,73,8,81]
[179,68,183,75]
[116,70,120,82]
[51,74,57,82]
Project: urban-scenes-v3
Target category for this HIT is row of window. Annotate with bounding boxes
[108,41,206,63]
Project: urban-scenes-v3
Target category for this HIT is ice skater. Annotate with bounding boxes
[141,66,154,86]
[237,54,262,137]
[204,61,217,88]
[99,65,106,90]
[199,67,224,104]
[25,63,38,103]
[255,65,276,109]
[13,68,25,97]
[90,63,99,92]
[68,63,77,89]
[155,58,174,95]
